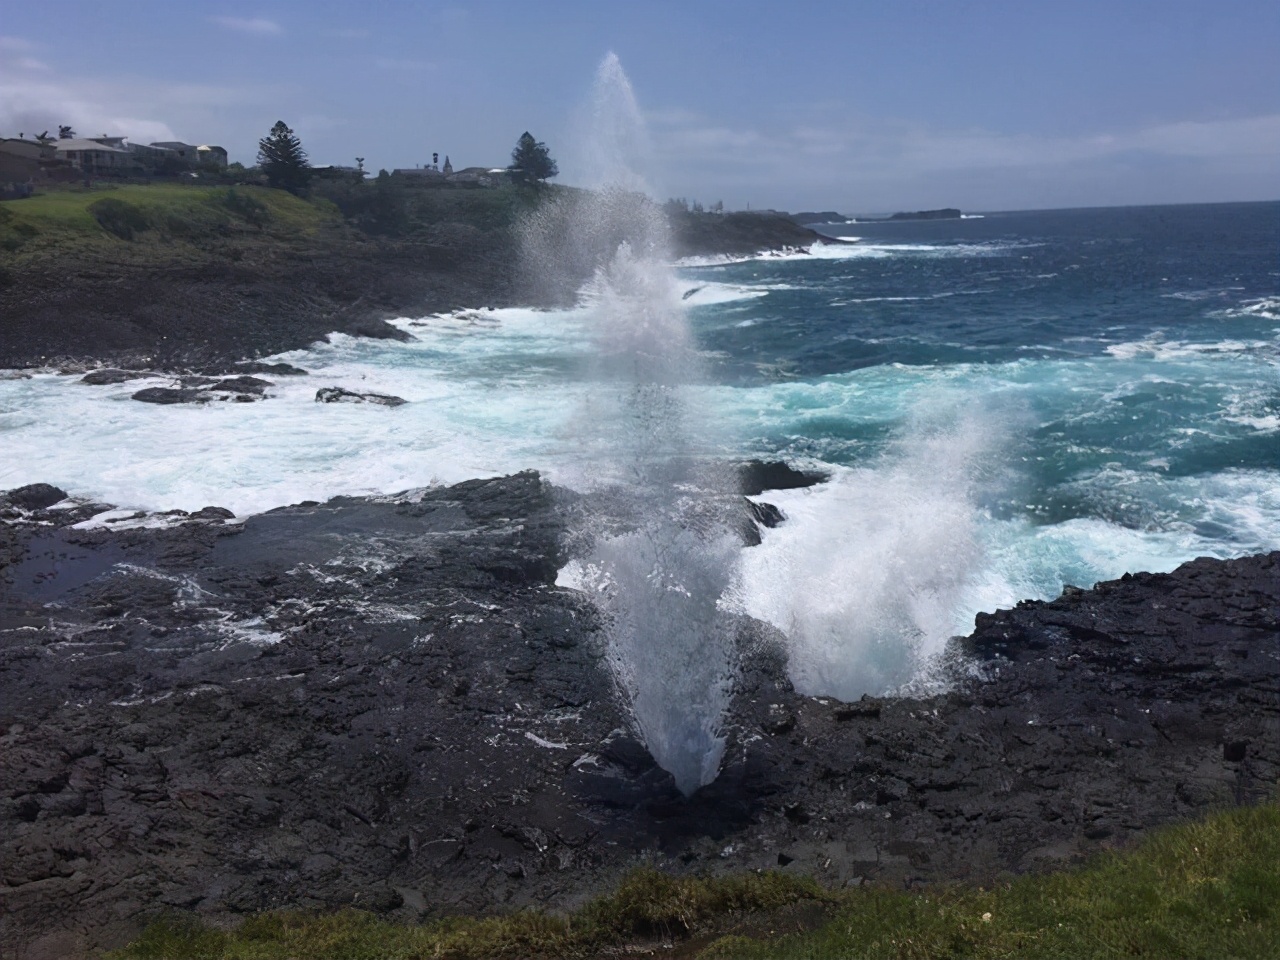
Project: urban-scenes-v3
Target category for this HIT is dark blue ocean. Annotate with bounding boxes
[673,203,1279,691]
[683,202,1278,540]
[3,201,1276,694]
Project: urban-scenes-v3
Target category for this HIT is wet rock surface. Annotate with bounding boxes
[0,218,821,374]
[131,379,274,405]
[79,369,150,386]
[1,474,1276,958]
[315,386,408,407]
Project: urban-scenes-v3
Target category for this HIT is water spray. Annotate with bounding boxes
[530,54,740,795]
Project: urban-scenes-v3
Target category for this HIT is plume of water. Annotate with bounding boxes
[532,53,740,795]
[734,403,1006,701]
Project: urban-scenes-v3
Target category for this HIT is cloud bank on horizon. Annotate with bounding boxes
[1,1,1276,212]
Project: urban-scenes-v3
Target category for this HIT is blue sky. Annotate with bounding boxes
[3,0,1277,212]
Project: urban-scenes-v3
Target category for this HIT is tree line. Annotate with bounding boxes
[255,122,557,195]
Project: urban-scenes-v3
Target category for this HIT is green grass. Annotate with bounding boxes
[108,804,1280,960]
[109,869,826,960]
[309,176,548,236]
[0,183,340,263]
[703,802,1280,959]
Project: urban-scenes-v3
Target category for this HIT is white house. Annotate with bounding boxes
[149,142,228,169]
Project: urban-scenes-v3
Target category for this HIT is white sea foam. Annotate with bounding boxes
[733,404,1008,700]
[1233,296,1280,321]
[831,292,960,305]
[787,241,1031,261]
[971,468,1280,613]
[0,314,594,515]
[736,447,1280,704]
[1104,336,1274,361]
[677,281,771,307]
[676,239,1025,267]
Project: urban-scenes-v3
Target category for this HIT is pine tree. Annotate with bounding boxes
[257,121,311,194]
[508,132,557,185]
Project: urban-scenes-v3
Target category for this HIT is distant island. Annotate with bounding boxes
[787,210,850,226]
[786,207,965,226]
[867,208,963,222]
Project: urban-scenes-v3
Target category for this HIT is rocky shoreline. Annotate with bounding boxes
[0,235,524,373]
[2,474,1276,959]
[0,205,823,374]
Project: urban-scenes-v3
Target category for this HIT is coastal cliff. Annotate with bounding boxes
[0,185,823,371]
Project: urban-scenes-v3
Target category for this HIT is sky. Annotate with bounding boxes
[2,0,1277,213]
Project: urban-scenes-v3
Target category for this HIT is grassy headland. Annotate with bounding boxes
[0,183,339,263]
[0,180,819,370]
[0,180,529,369]
[111,803,1280,959]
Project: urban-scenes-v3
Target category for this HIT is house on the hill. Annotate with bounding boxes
[0,137,74,190]
[0,138,49,188]
[391,161,511,188]
[149,142,228,169]
[52,138,131,174]
[449,166,510,186]
[392,165,445,180]
[312,164,364,182]
[197,144,228,168]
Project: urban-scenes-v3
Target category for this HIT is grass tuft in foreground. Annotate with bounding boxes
[703,802,1280,959]
[111,804,1280,959]
[111,870,827,959]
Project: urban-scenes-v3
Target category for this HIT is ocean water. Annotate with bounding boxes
[2,201,1277,697]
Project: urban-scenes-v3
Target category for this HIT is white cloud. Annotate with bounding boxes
[0,36,37,52]
[0,59,283,158]
[210,16,282,36]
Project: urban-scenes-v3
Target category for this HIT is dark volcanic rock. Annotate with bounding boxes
[747,499,785,529]
[80,369,149,386]
[210,376,273,395]
[234,361,308,376]
[131,378,274,405]
[1,474,1276,958]
[343,319,414,342]
[188,506,235,521]
[669,210,824,259]
[3,483,68,511]
[132,387,207,405]
[739,460,828,496]
[315,386,407,407]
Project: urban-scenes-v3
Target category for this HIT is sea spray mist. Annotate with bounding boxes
[524,53,740,795]
[733,400,1008,702]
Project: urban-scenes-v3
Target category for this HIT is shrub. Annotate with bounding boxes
[0,206,40,250]
[223,188,270,230]
[89,197,150,240]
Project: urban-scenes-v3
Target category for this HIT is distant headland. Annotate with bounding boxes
[876,207,964,221]
[787,207,965,225]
